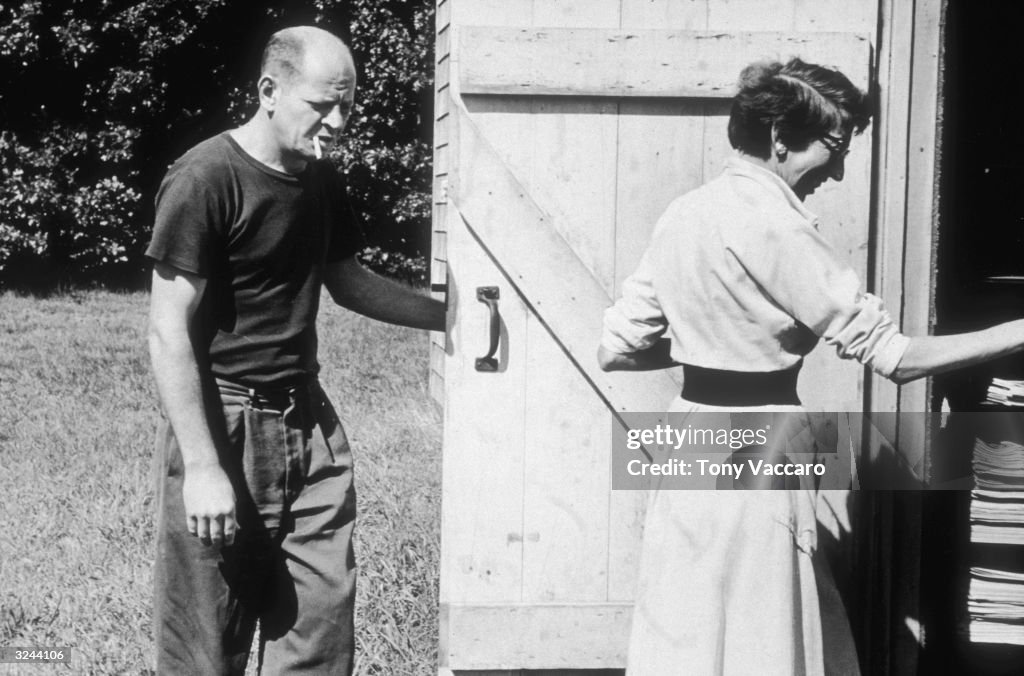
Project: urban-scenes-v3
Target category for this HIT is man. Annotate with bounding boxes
[146,25,444,674]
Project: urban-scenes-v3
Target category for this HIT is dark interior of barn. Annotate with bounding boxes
[926,2,1024,673]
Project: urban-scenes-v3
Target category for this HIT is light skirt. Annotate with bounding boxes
[625,397,859,676]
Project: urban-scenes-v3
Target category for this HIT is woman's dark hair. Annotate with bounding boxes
[727,58,872,158]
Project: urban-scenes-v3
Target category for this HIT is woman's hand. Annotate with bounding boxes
[598,339,679,372]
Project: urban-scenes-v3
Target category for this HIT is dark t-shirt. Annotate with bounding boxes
[146,132,360,386]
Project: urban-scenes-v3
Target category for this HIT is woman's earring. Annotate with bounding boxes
[775,144,787,159]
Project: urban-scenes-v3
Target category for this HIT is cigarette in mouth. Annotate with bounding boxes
[313,136,323,160]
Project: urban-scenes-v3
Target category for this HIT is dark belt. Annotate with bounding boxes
[681,364,801,407]
[215,376,319,411]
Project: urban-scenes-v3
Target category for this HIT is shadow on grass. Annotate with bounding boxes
[0,257,150,298]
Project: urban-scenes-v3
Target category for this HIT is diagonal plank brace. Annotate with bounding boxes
[449,103,679,435]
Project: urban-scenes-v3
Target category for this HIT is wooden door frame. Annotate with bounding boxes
[863,0,945,674]
[870,1,944,413]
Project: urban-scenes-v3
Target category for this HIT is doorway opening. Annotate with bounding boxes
[926,3,1024,674]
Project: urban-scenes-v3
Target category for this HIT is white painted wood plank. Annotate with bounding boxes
[431,233,447,272]
[463,87,619,609]
[435,143,451,180]
[431,2,452,406]
[527,99,619,294]
[614,100,706,291]
[435,120,450,151]
[437,28,451,63]
[440,202,528,604]
[441,603,631,670]
[458,27,872,97]
[870,0,914,418]
[707,0,795,31]
[442,27,533,614]
[526,0,622,294]
[620,0,707,29]
[466,0,630,619]
[792,0,877,34]
[898,0,942,422]
[436,0,451,33]
[436,56,451,95]
[522,319,610,603]
[451,0,534,26]
[436,86,451,120]
[532,0,621,28]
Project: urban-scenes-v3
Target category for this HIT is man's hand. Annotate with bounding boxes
[182,461,238,547]
[150,263,238,547]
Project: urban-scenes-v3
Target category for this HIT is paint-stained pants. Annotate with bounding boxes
[153,378,356,675]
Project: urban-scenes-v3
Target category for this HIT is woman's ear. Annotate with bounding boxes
[770,124,788,159]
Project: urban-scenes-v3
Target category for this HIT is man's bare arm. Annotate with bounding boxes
[324,256,445,331]
[148,263,237,547]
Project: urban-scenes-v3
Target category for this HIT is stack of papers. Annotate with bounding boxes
[971,489,1024,544]
[969,429,1024,644]
[986,378,1024,407]
[973,439,1024,490]
[968,567,1024,645]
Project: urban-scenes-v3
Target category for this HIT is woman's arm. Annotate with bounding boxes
[597,339,678,372]
[890,319,1024,385]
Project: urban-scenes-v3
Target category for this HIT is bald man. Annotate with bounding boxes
[146,26,443,674]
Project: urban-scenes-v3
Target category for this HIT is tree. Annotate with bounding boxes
[0,0,435,288]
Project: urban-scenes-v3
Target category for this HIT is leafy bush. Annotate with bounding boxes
[0,0,434,288]
[358,246,428,287]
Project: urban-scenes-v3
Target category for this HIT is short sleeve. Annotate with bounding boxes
[146,168,221,277]
[322,167,363,263]
[601,248,669,354]
[734,222,909,378]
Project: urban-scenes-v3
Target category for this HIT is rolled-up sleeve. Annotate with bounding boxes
[736,222,910,378]
[601,250,668,354]
[820,292,910,378]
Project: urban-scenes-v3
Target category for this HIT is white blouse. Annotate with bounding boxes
[603,156,909,378]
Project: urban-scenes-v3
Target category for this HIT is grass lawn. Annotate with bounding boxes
[0,290,441,675]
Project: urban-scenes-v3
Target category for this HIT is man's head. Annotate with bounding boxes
[257,26,356,168]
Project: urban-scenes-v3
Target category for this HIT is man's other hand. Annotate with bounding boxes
[182,461,238,547]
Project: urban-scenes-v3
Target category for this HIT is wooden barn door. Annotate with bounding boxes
[432,1,880,673]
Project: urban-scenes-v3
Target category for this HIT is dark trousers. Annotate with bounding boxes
[153,378,356,675]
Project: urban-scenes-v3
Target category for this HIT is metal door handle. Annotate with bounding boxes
[475,286,500,371]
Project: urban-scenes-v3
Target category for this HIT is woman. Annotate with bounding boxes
[599,58,1024,675]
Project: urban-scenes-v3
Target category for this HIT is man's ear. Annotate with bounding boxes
[258,74,279,112]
